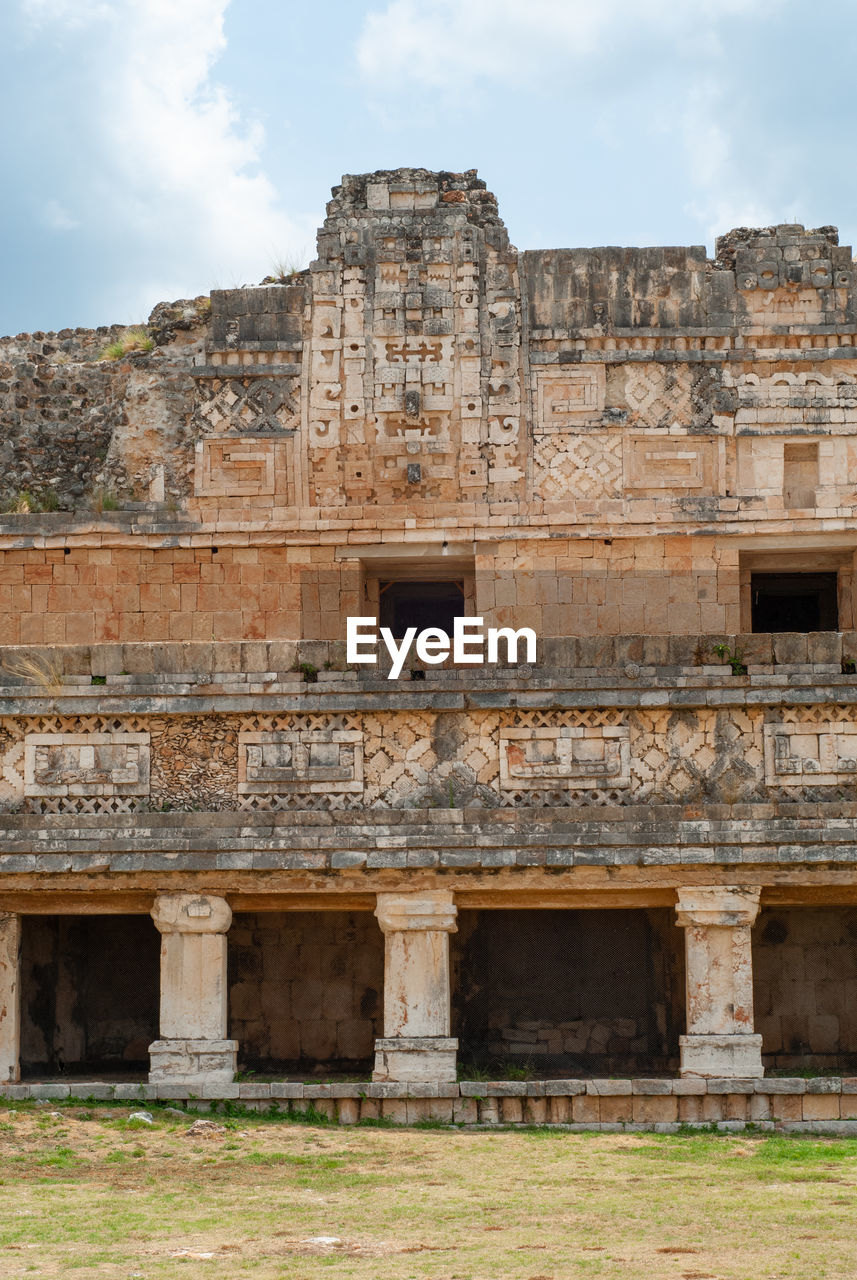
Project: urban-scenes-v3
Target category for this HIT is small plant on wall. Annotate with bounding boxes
[89,487,120,514]
[712,642,748,676]
[98,328,154,360]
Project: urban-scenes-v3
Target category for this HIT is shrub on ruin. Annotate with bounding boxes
[99,328,154,360]
[89,486,120,513]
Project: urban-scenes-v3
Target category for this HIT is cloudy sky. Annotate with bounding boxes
[2,0,856,335]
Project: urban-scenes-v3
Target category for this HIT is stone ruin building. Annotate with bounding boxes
[2,167,857,1128]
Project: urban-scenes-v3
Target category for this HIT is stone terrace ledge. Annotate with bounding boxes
[2,808,857,875]
[0,631,852,684]
[3,1077,856,1132]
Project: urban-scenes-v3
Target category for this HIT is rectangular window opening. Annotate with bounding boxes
[378,579,465,639]
[751,571,838,633]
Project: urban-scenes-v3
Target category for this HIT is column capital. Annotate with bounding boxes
[375,890,457,934]
[675,885,761,929]
[151,893,232,935]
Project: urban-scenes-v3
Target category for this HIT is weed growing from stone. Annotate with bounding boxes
[98,328,154,360]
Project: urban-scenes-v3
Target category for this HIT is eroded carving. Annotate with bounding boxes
[764,722,857,785]
[499,725,631,790]
[24,732,150,798]
[238,730,364,795]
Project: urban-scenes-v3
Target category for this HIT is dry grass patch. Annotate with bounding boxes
[0,1104,856,1277]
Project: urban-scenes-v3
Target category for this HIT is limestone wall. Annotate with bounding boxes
[1,172,856,651]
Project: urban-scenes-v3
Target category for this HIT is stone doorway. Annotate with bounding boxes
[227,912,384,1075]
[754,905,857,1072]
[451,908,684,1076]
[20,915,159,1077]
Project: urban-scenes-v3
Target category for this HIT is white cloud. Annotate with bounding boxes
[19,0,314,318]
[22,0,114,26]
[355,0,800,253]
[41,199,79,231]
[356,0,774,90]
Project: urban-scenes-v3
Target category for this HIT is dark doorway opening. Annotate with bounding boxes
[20,916,160,1077]
[378,580,464,638]
[754,906,857,1072]
[228,912,383,1075]
[452,908,684,1076]
[751,571,838,632]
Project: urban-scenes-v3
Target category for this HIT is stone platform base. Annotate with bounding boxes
[148,1038,238,1085]
[373,1036,458,1084]
[5,1076,857,1132]
[679,1033,764,1078]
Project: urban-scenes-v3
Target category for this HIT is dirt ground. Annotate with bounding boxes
[0,1102,856,1278]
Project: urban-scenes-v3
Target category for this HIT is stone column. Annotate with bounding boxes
[148,894,237,1085]
[373,890,458,1083]
[676,886,764,1078]
[0,914,20,1084]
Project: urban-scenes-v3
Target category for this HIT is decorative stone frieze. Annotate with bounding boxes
[763,721,857,785]
[625,436,716,494]
[194,437,277,497]
[532,431,623,501]
[675,886,763,1078]
[532,366,606,430]
[238,729,363,795]
[499,724,631,790]
[191,370,301,435]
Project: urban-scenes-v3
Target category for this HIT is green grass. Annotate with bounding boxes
[1,1108,857,1277]
[98,328,154,360]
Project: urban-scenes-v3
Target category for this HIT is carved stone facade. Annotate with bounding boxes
[1,170,857,1114]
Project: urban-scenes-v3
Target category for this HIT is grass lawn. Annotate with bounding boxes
[0,1103,855,1278]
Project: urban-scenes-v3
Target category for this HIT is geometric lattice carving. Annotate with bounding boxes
[23,732,150,797]
[534,432,623,500]
[238,730,364,795]
[764,722,857,785]
[624,364,693,427]
[5,703,857,815]
[629,708,764,804]
[191,376,299,435]
[499,724,631,789]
